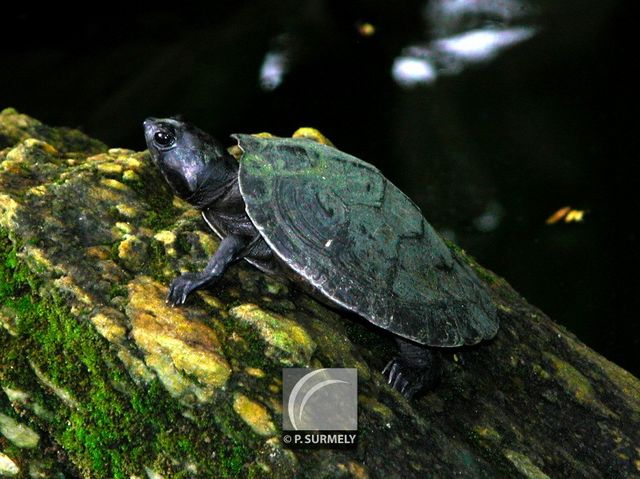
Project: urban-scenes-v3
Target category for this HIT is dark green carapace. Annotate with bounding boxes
[236,134,498,347]
[144,118,498,398]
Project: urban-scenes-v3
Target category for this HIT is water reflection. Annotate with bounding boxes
[393,0,536,87]
[427,0,535,34]
[392,53,438,87]
[435,27,535,63]
[259,35,290,91]
[473,201,505,233]
[259,50,288,91]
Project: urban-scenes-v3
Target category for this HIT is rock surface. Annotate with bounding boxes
[0,109,638,478]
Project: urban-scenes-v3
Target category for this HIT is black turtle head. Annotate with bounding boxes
[143,117,236,206]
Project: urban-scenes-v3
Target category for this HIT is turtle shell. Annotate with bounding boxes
[233,134,498,347]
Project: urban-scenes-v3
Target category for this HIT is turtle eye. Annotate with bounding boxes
[154,130,175,148]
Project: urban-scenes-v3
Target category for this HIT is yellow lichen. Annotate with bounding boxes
[473,425,502,444]
[532,363,551,380]
[503,450,550,479]
[346,462,369,479]
[97,162,123,174]
[116,348,155,385]
[114,222,134,235]
[0,194,19,229]
[23,245,53,271]
[126,276,231,403]
[154,230,177,256]
[266,396,283,415]
[0,160,24,175]
[90,309,127,343]
[122,169,140,182]
[232,393,276,437]
[115,203,138,218]
[171,196,192,210]
[85,245,110,260]
[53,275,94,306]
[100,178,129,191]
[228,145,243,160]
[23,138,59,155]
[292,127,335,146]
[108,148,135,157]
[569,338,640,414]
[26,184,47,196]
[118,235,147,271]
[268,384,280,394]
[358,395,394,420]
[153,230,176,244]
[198,291,225,309]
[544,352,615,417]
[230,304,316,366]
[122,156,142,169]
[245,367,266,378]
[194,231,219,256]
[264,279,289,296]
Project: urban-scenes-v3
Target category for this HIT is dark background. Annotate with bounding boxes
[1,2,636,374]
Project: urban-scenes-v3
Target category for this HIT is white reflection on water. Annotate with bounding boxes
[259,51,288,91]
[393,0,537,87]
[427,0,534,35]
[435,27,535,62]
[473,200,505,232]
[392,55,438,87]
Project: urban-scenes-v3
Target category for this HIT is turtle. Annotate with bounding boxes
[143,117,499,399]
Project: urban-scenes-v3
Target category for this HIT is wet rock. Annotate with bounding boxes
[126,276,231,403]
[233,393,276,437]
[0,110,638,478]
[230,303,316,366]
[0,452,19,476]
[0,413,40,448]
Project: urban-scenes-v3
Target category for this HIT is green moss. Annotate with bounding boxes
[230,304,316,367]
[176,233,193,255]
[543,352,614,418]
[146,238,171,281]
[0,229,255,478]
[219,312,274,374]
[341,313,393,354]
[124,169,180,231]
[108,283,128,300]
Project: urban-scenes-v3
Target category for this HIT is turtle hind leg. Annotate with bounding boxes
[382,338,441,399]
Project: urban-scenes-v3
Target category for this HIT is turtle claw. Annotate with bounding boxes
[382,356,437,400]
[383,358,411,397]
[382,360,399,383]
[166,273,203,307]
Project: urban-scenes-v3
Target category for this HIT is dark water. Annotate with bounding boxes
[1,2,636,374]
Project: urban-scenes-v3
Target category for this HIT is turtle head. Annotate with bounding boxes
[143,117,236,207]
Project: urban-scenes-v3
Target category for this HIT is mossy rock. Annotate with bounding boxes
[0,109,639,478]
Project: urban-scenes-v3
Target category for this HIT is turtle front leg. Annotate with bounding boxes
[167,234,250,306]
[382,338,441,399]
